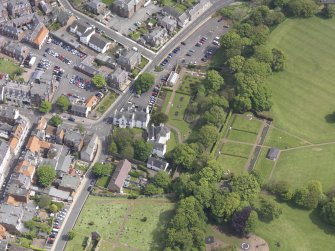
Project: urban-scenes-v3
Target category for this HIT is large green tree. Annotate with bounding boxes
[39,101,52,113]
[49,115,63,127]
[56,95,70,112]
[202,106,226,127]
[152,171,171,190]
[257,198,282,221]
[92,162,113,177]
[286,0,318,18]
[92,74,107,89]
[294,180,323,209]
[37,165,56,187]
[150,112,169,125]
[135,73,155,94]
[197,125,219,148]
[321,199,335,226]
[230,174,261,201]
[321,4,335,18]
[166,144,197,170]
[133,139,153,161]
[205,70,224,93]
[211,192,241,222]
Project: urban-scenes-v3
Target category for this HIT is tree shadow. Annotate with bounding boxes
[309,209,335,236]
[149,208,176,251]
[324,112,335,123]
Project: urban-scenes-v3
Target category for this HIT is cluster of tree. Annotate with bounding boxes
[39,100,52,113]
[49,115,63,127]
[92,74,107,89]
[24,218,52,239]
[150,112,169,126]
[56,95,71,112]
[144,171,172,196]
[221,23,286,113]
[135,73,155,94]
[37,165,56,187]
[109,128,153,162]
[91,162,114,178]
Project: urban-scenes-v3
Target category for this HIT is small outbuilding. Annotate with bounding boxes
[266,147,279,161]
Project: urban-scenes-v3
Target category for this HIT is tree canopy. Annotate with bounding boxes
[321,199,335,226]
[286,0,318,18]
[230,174,261,201]
[39,101,52,113]
[150,112,169,125]
[37,165,56,187]
[166,144,197,170]
[133,139,153,161]
[56,95,71,112]
[205,70,224,93]
[197,125,219,148]
[92,74,107,88]
[135,73,155,94]
[91,162,113,177]
[49,115,63,127]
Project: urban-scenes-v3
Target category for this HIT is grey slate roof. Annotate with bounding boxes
[48,187,70,200]
[56,154,72,175]
[71,104,88,114]
[153,142,165,152]
[267,148,280,160]
[147,157,168,170]
[134,111,147,122]
[0,139,9,160]
[60,174,80,190]
[81,134,98,157]
[89,34,110,49]
[64,131,83,145]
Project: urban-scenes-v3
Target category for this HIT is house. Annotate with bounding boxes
[0,204,24,234]
[167,70,179,86]
[74,56,100,77]
[145,27,168,48]
[45,125,57,140]
[113,104,150,129]
[71,104,89,118]
[0,140,11,185]
[6,173,31,203]
[58,174,81,194]
[177,12,190,27]
[53,8,76,27]
[48,187,71,201]
[85,95,98,112]
[56,126,65,144]
[0,24,24,40]
[0,4,9,24]
[108,67,128,90]
[30,74,56,106]
[186,0,211,21]
[36,116,47,131]
[159,16,177,33]
[81,134,98,162]
[107,159,132,193]
[69,21,94,37]
[0,107,19,126]
[147,125,170,144]
[7,0,32,17]
[112,0,145,18]
[56,154,72,177]
[39,1,52,15]
[9,119,28,154]
[147,157,169,172]
[0,81,31,107]
[1,41,29,61]
[26,135,50,155]
[116,50,141,72]
[64,131,84,151]
[88,34,111,53]
[26,24,49,49]
[14,160,35,180]
[152,142,166,158]
[87,0,107,14]
[267,148,280,161]
[80,28,95,45]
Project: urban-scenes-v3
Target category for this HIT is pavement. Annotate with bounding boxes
[51,138,102,251]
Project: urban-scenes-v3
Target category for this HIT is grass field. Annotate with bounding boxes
[227,130,258,144]
[218,154,247,175]
[253,148,274,181]
[0,59,21,74]
[96,92,117,114]
[160,90,172,113]
[168,93,191,140]
[232,116,262,134]
[167,129,178,152]
[221,142,252,158]
[268,17,335,143]
[66,197,174,251]
[270,144,335,191]
[96,176,110,188]
[265,127,309,150]
[255,195,335,251]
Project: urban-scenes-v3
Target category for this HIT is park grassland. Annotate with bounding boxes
[66,196,174,251]
[267,17,335,143]
[0,58,22,74]
[255,195,335,251]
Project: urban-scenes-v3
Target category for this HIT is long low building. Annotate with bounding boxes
[107,159,131,193]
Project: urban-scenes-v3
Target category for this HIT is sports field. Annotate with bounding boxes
[66,196,174,251]
[255,195,335,251]
[268,17,335,143]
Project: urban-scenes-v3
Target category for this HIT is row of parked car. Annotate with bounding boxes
[160,47,181,67]
[148,84,161,109]
[48,208,68,244]
[37,58,51,71]
[50,38,86,58]
[53,66,64,82]
[69,75,92,90]
[45,48,71,65]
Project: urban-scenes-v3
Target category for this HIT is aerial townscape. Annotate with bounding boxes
[0,0,334,250]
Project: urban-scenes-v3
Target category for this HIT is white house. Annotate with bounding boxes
[113,104,150,129]
[88,34,111,53]
[69,21,93,37]
[81,134,98,162]
[80,29,95,45]
[152,142,166,158]
[147,125,171,144]
[147,157,169,172]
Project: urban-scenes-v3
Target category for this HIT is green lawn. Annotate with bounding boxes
[168,93,192,140]
[102,0,114,5]
[253,148,274,181]
[221,142,252,158]
[160,90,172,113]
[270,144,335,191]
[130,31,140,41]
[255,195,335,251]
[232,115,262,134]
[167,129,178,152]
[138,56,149,69]
[178,74,202,95]
[96,176,110,188]
[96,92,117,114]
[217,154,247,175]
[265,127,309,150]
[227,130,258,144]
[66,197,174,251]
[0,59,22,74]
[268,17,335,143]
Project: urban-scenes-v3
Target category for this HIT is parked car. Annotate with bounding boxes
[68,117,75,122]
